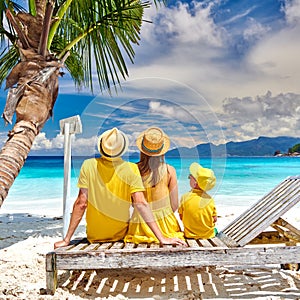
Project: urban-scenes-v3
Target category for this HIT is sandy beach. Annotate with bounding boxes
[1,208,300,300]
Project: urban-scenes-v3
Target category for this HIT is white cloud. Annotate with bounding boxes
[247,25,300,84]
[142,1,225,47]
[32,133,54,150]
[243,18,270,42]
[218,91,300,141]
[31,132,98,155]
[154,2,225,46]
[0,132,8,148]
[284,0,300,25]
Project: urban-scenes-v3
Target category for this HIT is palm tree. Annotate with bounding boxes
[0,0,154,207]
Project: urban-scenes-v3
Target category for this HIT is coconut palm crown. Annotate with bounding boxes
[0,0,154,207]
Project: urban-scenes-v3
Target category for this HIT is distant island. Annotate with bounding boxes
[274,143,300,157]
[164,136,300,157]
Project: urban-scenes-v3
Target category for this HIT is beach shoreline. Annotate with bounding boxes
[1,207,300,299]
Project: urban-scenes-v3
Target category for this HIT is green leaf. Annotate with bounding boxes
[0,46,19,88]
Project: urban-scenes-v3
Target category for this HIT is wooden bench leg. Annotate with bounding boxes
[46,252,57,295]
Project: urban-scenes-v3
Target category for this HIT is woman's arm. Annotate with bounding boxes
[132,191,186,246]
[167,164,179,212]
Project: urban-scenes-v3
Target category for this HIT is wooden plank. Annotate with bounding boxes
[198,239,214,248]
[162,244,174,249]
[186,239,199,248]
[97,242,113,250]
[82,243,100,251]
[69,243,90,252]
[210,237,228,248]
[58,244,77,252]
[123,242,136,249]
[150,243,160,249]
[45,252,57,295]
[110,241,125,249]
[249,231,289,244]
[275,218,300,239]
[136,243,148,249]
[54,245,300,270]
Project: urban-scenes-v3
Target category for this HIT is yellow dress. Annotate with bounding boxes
[124,164,184,244]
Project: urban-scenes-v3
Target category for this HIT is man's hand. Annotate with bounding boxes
[54,239,69,249]
[159,237,187,246]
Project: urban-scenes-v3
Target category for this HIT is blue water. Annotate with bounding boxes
[2,156,300,215]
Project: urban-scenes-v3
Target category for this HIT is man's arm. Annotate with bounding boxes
[54,188,88,249]
[132,191,186,246]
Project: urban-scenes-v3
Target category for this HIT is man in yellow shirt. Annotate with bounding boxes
[178,162,217,239]
[55,128,186,248]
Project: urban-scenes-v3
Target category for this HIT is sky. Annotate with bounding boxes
[0,0,300,156]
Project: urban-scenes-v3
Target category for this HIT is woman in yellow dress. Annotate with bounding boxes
[124,127,184,244]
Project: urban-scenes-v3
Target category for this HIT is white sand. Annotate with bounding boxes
[1,208,300,299]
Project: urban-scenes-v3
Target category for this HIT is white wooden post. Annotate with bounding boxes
[59,115,82,237]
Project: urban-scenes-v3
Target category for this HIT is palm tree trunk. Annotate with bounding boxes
[0,1,61,208]
[0,120,38,207]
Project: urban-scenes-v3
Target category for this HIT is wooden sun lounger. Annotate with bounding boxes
[217,176,300,247]
[46,176,300,295]
[46,237,300,294]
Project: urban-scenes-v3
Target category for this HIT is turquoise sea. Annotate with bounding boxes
[1,156,300,216]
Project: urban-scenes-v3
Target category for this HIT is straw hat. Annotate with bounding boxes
[136,127,170,157]
[190,162,216,191]
[98,127,129,158]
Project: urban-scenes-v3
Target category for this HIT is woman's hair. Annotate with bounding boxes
[137,152,165,187]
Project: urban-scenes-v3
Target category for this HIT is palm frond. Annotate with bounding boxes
[0,46,19,88]
[52,0,150,92]
[0,1,26,47]
[50,35,84,87]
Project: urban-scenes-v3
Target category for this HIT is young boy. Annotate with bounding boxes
[178,162,217,239]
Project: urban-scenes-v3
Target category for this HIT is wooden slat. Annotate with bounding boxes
[149,243,160,249]
[97,242,113,250]
[162,244,174,249]
[123,242,136,249]
[82,243,100,251]
[249,231,289,244]
[275,218,300,238]
[198,239,214,248]
[210,237,228,248]
[110,241,125,249]
[58,244,76,252]
[69,243,89,252]
[186,239,199,248]
[136,243,148,249]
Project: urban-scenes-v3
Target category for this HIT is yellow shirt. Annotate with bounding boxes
[77,157,145,242]
[178,189,217,239]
